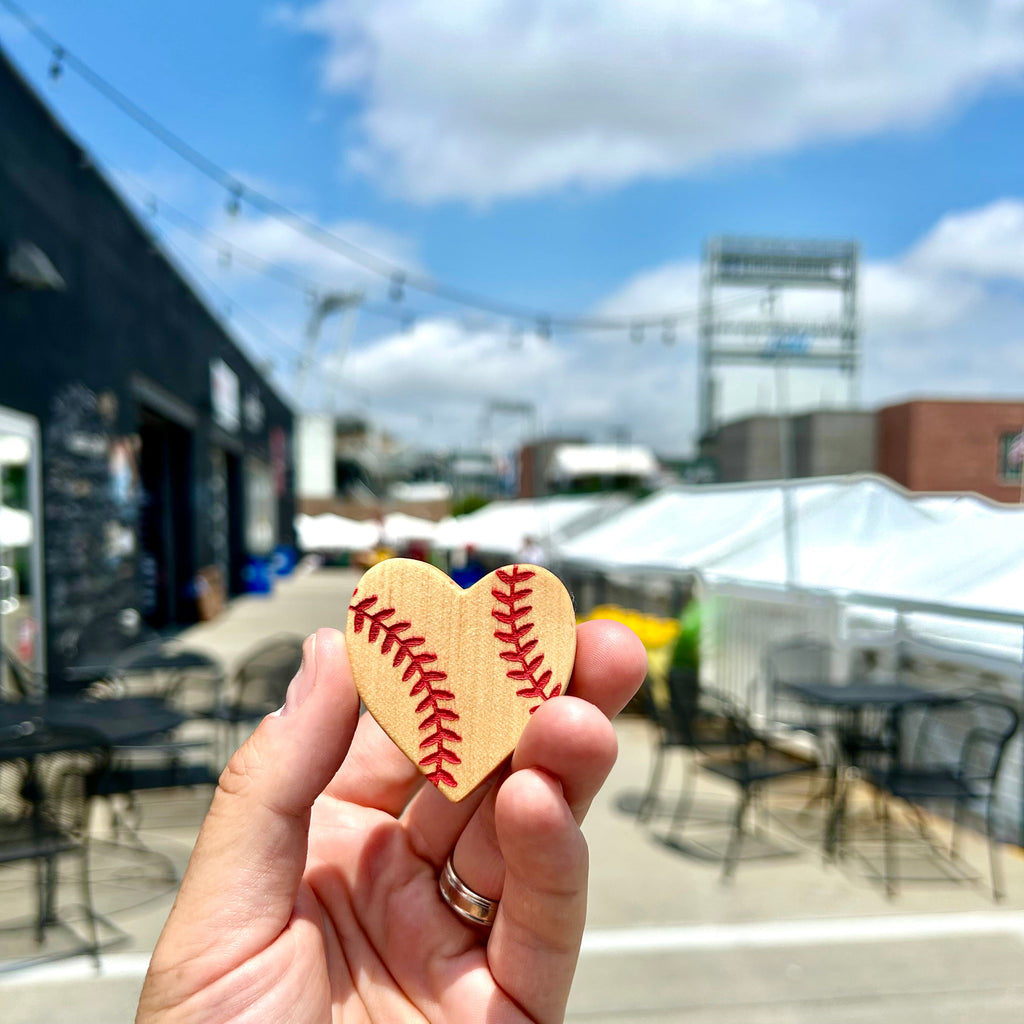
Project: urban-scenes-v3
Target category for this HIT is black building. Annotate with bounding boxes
[0,47,295,690]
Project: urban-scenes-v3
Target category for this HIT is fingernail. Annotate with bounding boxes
[282,634,317,715]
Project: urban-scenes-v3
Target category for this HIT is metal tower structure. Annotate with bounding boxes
[698,236,859,438]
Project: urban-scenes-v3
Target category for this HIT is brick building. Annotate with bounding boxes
[877,399,1024,504]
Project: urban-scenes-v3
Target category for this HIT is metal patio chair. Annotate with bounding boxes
[83,639,225,849]
[861,693,1020,899]
[687,697,821,880]
[635,669,744,826]
[0,720,114,969]
[762,635,836,740]
[213,634,305,759]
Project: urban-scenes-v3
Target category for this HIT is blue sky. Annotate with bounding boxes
[2,1,1024,456]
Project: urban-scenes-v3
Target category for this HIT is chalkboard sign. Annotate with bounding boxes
[44,383,141,685]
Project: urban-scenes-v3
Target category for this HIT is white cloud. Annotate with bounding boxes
[339,316,563,399]
[111,166,420,303]
[859,263,984,333]
[279,0,1024,202]
[302,198,1024,455]
[596,261,702,328]
[908,199,1024,281]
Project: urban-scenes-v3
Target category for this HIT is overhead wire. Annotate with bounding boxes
[111,171,413,327]
[113,170,765,342]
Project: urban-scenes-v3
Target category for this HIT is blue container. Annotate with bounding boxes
[272,544,298,577]
[242,556,274,594]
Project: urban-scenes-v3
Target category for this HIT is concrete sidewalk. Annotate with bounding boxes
[3,566,1023,1022]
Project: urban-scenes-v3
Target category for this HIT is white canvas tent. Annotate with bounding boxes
[546,444,660,486]
[433,494,631,561]
[295,514,379,553]
[380,512,440,547]
[556,475,1024,668]
[557,475,1024,617]
[296,511,442,552]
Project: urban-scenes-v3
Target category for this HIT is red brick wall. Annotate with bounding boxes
[519,445,540,498]
[877,400,1024,503]
[876,404,913,487]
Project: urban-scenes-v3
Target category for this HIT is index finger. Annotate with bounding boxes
[143,630,360,983]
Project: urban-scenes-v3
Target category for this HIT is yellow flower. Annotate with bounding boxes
[578,604,680,652]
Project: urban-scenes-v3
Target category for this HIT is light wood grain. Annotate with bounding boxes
[346,558,576,801]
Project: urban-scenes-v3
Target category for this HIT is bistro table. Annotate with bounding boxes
[0,695,186,968]
[779,678,968,856]
[1,696,187,756]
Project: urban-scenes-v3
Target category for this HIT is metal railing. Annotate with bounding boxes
[698,575,1024,845]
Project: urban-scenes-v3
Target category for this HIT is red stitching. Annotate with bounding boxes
[350,592,461,789]
[491,565,562,713]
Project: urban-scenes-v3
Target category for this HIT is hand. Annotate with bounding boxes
[136,621,646,1023]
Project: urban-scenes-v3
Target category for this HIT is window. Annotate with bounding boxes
[0,406,43,677]
[245,457,276,555]
[998,430,1024,484]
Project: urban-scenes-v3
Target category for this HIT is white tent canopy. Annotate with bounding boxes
[557,475,1024,838]
[434,494,630,560]
[295,514,379,552]
[380,512,440,546]
[296,511,442,551]
[557,474,1024,617]
[557,475,1024,669]
[547,444,659,482]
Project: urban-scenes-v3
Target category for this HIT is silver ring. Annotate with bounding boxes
[439,855,499,928]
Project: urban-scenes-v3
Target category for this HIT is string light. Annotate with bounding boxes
[225,183,242,217]
[47,46,63,82]
[114,174,422,332]
[388,272,405,303]
[120,171,770,368]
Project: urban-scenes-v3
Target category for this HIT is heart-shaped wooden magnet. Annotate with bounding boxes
[346,558,576,801]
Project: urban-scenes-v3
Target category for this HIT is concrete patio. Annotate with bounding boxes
[3,566,1023,1022]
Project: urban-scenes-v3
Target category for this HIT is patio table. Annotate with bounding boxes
[779,678,967,856]
[1,696,186,748]
[1,695,189,964]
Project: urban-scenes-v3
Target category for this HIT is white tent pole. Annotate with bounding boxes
[774,352,798,588]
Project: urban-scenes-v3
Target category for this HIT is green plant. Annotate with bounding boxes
[670,599,701,672]
[451,494,490,517]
